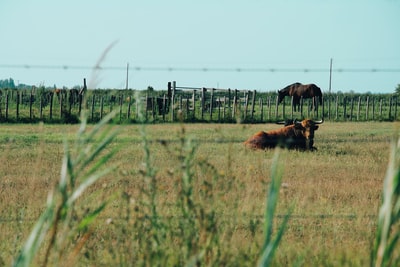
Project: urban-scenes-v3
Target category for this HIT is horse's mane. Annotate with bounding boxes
[279,82,302,94]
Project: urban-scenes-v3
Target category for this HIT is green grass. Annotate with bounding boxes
[0,121,398,266]
[12,111,119,267]
[371,134,400,267]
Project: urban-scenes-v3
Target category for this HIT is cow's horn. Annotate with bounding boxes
[313,118,324,124]
[276,120,287,125]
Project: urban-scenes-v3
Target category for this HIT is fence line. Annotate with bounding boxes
[2,64,400,73]
[169,81,398,122]
[0,81,398,123]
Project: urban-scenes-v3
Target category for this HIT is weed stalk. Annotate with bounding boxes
[371,136,400,267]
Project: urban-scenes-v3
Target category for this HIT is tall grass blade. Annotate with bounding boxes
[77,202,107,231]
[12,43,120,267]
[258,149,292,267]
[371,136,400,267]
[12,197,55,267]
[13,108,119,267]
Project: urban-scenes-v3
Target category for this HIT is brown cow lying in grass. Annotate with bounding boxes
[244,119,323,150]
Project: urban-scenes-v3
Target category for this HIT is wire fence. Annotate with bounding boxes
[2,64,400,73]
[0,80,398,123]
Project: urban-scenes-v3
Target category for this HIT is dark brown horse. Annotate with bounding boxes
[278,83,323,111]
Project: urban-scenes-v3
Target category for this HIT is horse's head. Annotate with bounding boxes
[277,89,287,104]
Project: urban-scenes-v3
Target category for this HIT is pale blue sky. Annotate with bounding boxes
[1,0,399,93]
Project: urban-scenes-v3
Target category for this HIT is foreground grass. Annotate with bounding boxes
[0,121,397,266]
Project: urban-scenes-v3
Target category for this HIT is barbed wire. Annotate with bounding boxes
[1,64,400,73]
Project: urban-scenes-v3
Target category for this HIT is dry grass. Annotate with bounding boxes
[0,121,397,266]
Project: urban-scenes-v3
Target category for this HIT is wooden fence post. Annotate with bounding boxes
[217,97,221,122]
[119,95,123,122]
[210,88,214,121]
[78,78,86,115]
[233,89,238,119]
[312,97,315,118]
[335,95,339,120]
[59,91,63,119]
[178,95,182,113]
[127,95,131,119]
[291,96,295,118]
[192,91,196,121]
[300,96,304,118]
[78,94,83,115]
[372,97,375,120]
[29,90,33,120]
[16,92,20,120]
[222,96,226,121]
[67,90,72,114]
[91,95,95,121]
[268,96,271,120]
[171,81,176,122]
[184,95,188,120]
[135,94,139,119]
[233,96,237,119]
[49,92,54,120]
[244,91,249,120]
[321,96,324,119]
[39,94,43,120]
[201,87,206,120]
[228,89,231,119]
[100,96,104,120]
[5,92,9,120]
[153,97,156,120]
[144,94,149,121]
[251,90,256,120]
[357,96,361,121]
[343,96,347,121]
[327,94,331,120]
[350,97,354,121]
[161,94,166,122]
[109,95,113,113]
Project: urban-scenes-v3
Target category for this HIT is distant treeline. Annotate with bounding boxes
[0,78,17,89]
[0,78,81,91]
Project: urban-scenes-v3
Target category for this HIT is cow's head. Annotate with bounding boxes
[294,119,323,149]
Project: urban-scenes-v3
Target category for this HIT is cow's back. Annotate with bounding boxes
[244,131,269,149]
[244,126,298,149]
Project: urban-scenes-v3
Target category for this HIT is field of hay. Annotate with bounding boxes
[0,121,397,266]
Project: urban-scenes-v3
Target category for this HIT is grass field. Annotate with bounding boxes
[0,120,398,266]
